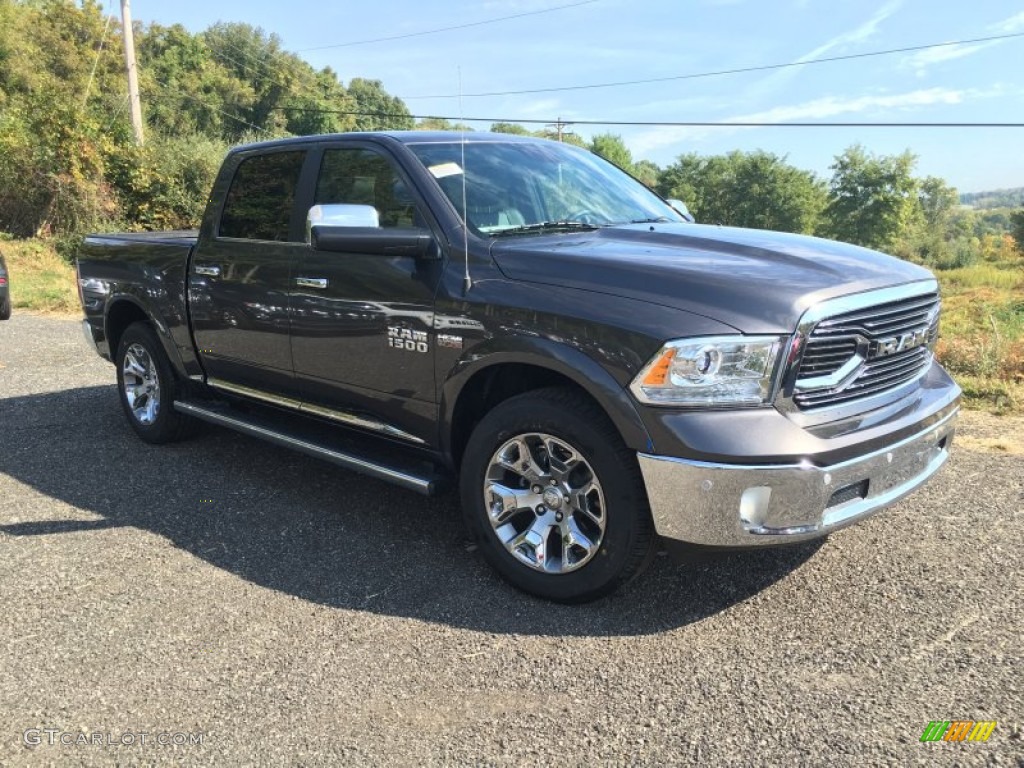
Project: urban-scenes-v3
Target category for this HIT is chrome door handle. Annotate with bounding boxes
[194,265,221,277]
[295,277,328,289]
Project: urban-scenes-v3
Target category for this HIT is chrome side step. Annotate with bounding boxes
[173,400,439,495]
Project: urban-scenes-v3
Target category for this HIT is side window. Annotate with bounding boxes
[315,148,420,228]
[219,151,305,241]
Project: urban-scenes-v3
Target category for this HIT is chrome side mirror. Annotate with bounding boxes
[305,204,380,244]
[666,199,695,223]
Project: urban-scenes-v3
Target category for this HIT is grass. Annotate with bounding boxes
[934,253,1024,414]
[0,236,78,314]
[1,235,1022,413]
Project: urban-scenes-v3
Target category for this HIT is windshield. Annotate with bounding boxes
[407,140,684,235]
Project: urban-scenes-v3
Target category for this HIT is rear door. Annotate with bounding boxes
[189,147,313,396]
[289,142,444,442]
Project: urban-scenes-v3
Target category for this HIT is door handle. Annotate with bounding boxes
[295,277,329,289]
[194,265,221,277]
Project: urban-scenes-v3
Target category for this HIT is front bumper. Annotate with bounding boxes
[638,407,957,547]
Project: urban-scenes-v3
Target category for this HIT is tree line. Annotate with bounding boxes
[1,0,1021,266]
[493,127,1023,268]
[0,0,412,242]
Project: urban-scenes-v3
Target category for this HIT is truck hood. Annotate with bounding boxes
[489,223,934,334]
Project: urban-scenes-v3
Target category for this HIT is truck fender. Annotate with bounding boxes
[439,334,654,460]
[104,293,189,380]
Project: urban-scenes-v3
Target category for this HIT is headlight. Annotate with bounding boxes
[630,335,783,406]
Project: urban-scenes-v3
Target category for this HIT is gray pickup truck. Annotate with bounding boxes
[77,131,960,602]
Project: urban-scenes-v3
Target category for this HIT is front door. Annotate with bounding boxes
[289,144,443,441]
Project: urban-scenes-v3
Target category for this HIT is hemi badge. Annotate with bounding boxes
[437,334,463,349]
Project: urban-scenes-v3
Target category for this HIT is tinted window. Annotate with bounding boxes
[219,151,305,241]
[316,148,420,228]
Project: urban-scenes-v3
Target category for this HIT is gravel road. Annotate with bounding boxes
[1,313,1021,767]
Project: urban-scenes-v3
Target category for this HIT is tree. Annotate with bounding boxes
[893,175,971,265]
[632,159,660,189]
[657,150,826,233]
[0,0,125,236]
[534,128,587,148]
[347,78,413,131]
[200,23,303,137]
[415,117,473,132]
[280,67,356,136]
[589,133,633,171]
[489,122,532,135]
[1011,208,1024,256]
[0,1,412,238]
[822,145,918,251]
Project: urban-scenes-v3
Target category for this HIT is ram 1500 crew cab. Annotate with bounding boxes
[77,132,960,602]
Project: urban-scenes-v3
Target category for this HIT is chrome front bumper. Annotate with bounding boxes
[638,408,957,547]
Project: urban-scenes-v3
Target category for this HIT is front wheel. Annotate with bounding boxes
[115,322,196,443]
[460,387,655,603]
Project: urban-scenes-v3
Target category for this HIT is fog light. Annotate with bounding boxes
[739,486,772,527]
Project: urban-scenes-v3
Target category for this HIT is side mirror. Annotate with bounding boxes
[666,199,696,223]
[305,204,380,244]
[307,205,438,259]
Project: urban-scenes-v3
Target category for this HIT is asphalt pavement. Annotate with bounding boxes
[1,312,1021,766]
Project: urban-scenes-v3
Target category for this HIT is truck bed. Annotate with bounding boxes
[77,230,200,369]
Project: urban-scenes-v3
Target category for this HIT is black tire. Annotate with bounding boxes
[115,322,197,444]
[0,294,10,320]
[460,387,655,603]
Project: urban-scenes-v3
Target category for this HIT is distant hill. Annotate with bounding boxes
[960,187,1024,209]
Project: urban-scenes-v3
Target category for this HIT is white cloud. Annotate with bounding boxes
[747,1,902,98]
[730,87,968,123]
[627,86,991,156]
[795,0,902,63]
[903,41,1000,74]
[900,9,1024,76]
[991,10,1024,33]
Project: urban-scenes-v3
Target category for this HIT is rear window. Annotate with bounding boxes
[219,151,305,241]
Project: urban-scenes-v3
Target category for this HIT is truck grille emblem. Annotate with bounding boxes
[872,327,930,358]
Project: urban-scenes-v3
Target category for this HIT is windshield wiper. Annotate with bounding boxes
[626,216,674,224]
[489,221,603,237]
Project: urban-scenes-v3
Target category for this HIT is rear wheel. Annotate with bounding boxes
[115,322,196,443]
[0,294,10,320]
[460,387,655,603]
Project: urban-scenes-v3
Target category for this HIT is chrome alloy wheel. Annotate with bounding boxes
[483,433,606,574]
[121,342,161,425]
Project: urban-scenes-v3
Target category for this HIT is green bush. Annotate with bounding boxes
[106,134,228,232]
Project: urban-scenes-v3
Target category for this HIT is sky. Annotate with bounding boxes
[129,0,1024,193]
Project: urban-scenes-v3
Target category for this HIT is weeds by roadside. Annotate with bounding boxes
[0,236,78,314]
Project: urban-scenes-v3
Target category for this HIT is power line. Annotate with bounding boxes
[81,2,115,111]
[147,81,271,135]
[399,30,1024,99]
[297,0,598,52]
[272,108,1024,128]
[199,0,598,91]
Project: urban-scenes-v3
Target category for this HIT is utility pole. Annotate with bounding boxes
[546,117,574,143]
[120,0,144,145]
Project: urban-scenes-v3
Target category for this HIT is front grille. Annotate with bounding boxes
[794,291,939,409]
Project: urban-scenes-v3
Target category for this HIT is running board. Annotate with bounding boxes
[173,400,440,495]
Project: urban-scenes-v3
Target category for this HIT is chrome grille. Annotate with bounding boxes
[794,291,940,410]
